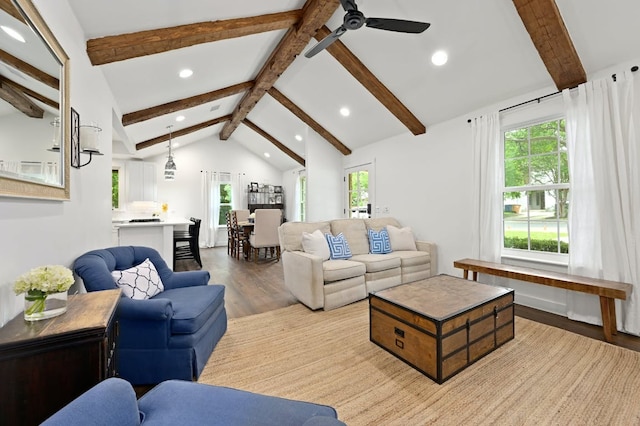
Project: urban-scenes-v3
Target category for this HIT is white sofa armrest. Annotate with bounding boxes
[415,240,437,277]
[281,250,326,310]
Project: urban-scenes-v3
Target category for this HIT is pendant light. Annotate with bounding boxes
[164,125,176,180]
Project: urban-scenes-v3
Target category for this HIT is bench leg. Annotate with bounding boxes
[599,296,617,343]
[463,269,469,280]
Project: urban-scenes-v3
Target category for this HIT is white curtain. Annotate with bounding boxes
[200,171,219,247]
[563,71,640,335]
[293,170,304,222]
[470,112,503,263]
[231,173,246,210]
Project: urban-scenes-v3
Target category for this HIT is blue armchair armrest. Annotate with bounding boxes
[42,378,140,426]
[164,270,210,290]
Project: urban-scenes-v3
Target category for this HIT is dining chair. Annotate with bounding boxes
[233,209,250,223]
[173,217,202,267]
[230,211,248,260]
[225,212,234,256]
[248,209,282,262]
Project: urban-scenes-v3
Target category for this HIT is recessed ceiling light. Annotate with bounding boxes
[175,115,185,122]
[179,69,193,78]
[431,50,448,66]
[264,152,271,158]
[295,134,303,141]
[1,25,25,43]
[340,107,350,117]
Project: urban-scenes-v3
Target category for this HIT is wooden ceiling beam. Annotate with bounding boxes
[219,0,341,141]
[136,114,231,150]
[268,86,351,155]
[0,0,25,23]
[314,26,426,136]
[0,78,44,118]
[87,10,302,66]
[243,119,305,166]
[512,0,586,90]
[123,81,253,126]
[0,48,59,89]
[0,76,58,109]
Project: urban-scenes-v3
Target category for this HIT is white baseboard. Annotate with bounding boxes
[515,292,566,317]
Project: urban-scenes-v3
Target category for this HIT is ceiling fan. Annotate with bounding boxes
[304,0,430,58]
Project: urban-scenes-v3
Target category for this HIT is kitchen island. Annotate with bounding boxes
[113,217,192,270]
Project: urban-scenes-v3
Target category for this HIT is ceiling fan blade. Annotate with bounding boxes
[304,26,347,58]
[365,18,430,34]
[340,0,358,12]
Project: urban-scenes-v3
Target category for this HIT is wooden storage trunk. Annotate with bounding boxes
[369,275,514,384]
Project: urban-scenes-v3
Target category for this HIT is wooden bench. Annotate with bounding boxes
[453,258,633,343]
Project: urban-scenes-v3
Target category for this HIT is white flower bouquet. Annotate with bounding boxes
[14,265,74,319]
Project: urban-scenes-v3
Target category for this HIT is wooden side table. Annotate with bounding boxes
[0,289,120,425]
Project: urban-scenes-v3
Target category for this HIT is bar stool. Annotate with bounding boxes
[174,217,202,267]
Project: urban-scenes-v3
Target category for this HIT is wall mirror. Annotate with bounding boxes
[0,0,70,200]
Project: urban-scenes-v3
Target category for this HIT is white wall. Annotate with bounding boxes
[305,131,342,221]
[0,0,114,326]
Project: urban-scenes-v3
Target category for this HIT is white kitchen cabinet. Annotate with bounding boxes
[126,161,157,202]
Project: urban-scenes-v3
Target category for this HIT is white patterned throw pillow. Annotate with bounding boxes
[111,258,164,300]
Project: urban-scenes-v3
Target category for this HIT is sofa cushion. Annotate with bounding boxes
[111,258,164,300]
[153,284,225,334]
[351,253,401,273]
[364,217,401,232]
[392,250,430,267]
[279,221,331,252]
[302,230,330,260]
[330,219,369,255]
[325,233,352,260]
[387,225,417,251]
[367,228,392,254]
[323,260,366,282]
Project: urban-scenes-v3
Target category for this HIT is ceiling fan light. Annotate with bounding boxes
[431,50,448,66]
[179,69,193,78]
[1,25,25,42]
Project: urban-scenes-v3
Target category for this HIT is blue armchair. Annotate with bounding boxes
[73,246,227,385]
[42,378,345,426]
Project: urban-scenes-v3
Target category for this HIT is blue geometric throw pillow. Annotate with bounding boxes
[368,228,392,254]
[325,233,353,260]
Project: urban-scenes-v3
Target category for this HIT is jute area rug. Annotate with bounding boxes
[199,301,640,425]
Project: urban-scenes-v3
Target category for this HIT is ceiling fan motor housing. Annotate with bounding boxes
[344,10,365,30]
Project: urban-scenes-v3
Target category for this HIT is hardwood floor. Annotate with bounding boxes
[177,246,640,352]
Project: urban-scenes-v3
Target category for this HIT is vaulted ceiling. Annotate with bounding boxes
[12,0,640,171]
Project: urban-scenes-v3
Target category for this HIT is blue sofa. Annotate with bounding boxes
[74,246,227,385]
[42,378,345,426]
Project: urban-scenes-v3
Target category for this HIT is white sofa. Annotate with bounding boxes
[278,217,437,310]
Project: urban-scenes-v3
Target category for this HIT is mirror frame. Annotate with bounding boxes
[0,0,70,200]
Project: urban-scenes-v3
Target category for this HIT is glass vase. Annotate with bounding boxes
[24,290,68,321]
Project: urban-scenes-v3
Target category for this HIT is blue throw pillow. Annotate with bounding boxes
[368,228,392,254]
[325,233,352,260]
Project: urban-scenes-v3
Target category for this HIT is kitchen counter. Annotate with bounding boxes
[114,217,192,270]
[114,217,192,228]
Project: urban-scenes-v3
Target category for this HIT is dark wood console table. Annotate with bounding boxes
[0,289,120,425]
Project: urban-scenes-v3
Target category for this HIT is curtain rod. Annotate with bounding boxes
[466,65,638,123]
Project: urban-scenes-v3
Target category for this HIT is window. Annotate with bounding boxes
[346,168,370,218]
[502,117,569,256]
[218,183,232,226]
[112,169,119,209]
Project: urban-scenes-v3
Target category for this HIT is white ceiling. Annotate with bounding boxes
[65,0,640,170]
